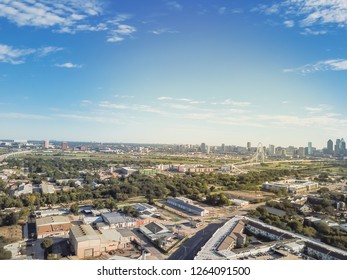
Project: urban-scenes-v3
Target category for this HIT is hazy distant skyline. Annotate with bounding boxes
[1,0,347,147]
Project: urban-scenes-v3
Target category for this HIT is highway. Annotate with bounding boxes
[0,150,32,161]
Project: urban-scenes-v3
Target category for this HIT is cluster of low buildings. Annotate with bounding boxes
[29,201,182,259]
[118,165,215,176]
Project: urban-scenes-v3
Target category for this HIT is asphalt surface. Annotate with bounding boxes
[131,229,166,260]
[168,221,224,260]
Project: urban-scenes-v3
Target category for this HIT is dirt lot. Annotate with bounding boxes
[0,225,23,241]
[224,190,275,202]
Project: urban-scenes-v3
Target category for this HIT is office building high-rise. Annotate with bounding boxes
[44,140,49,149]
[340,138,346,155]
[298,147,305,158]
[247,142,251,151]
[307,142,313,155]
[327,139,334,155]
[221,143,225,153]
[335,139,341,156]
[200,143,206,153]
[268,144,275,156]
[61,142,68,151]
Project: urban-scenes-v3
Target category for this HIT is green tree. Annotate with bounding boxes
[41,237,53,250]
[0,248,12,260]
[41,237,54,259]
[70,203,79,215]
[302,226,317,238]
[316,221,330,235]
[288,220,303,233]
[105,198,117,212]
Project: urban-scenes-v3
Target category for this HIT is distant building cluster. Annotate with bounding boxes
[1,137,347,162]
[156,164,214,173]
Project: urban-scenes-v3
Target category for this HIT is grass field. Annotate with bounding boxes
[0,225,22,241]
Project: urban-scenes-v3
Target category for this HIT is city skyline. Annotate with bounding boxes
[2,137,347,152]
[1,1,347,147]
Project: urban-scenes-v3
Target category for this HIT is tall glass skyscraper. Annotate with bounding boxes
[327,139,333,155]
[340,138,346,155]
[308,142,313,155]
[335,139,341,156]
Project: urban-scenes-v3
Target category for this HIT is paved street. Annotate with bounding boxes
[168,222,224,260]
[131,229,167,260]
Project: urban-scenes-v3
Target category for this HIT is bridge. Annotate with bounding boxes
[228,143,327,174]
[0,150,32,162]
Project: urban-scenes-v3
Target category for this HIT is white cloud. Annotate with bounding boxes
[0,1,135,43]
[257,113,347,129]
[115,24,136,35]
[284,59,347,73]
[218,7,227,15]
[99,101,129,109]
[284,20,294,28]
[99,101,165,114]
[169,104,192,110]
[157,96,206,104]
[107,35,124,43]
[0,0,102,29]
[221,99,252,107]
[0,44,35,64]
[253,4,280,15]
[157,96,173,100]
[229,109,249,114]
[304,104,331,113]
[167,1,183,11]
[0,112,51,120]
[256,1,347,32]
[75,23,108,32]
[0,44,65,64]
[55,113,121,124]
[189,100,206,104]
[55,62,82,68]
[107,17,136,43]
[114,95,134,99]
[0,44,64,64]
[38,46,64,56]
[81,100,92,106]
[177,98,192,102]
[151,28,178,35]
[300,28,328,35]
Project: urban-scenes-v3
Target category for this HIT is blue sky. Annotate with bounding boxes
[0,0,347,148]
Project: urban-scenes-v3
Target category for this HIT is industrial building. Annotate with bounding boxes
[36,216,71,238]
[69,224,130,259]
[101,212,136,229]
[166,197,209,216]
